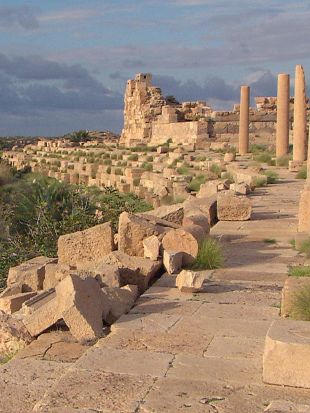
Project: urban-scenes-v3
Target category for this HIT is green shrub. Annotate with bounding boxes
[297,166,307,180]
[253,152,273,164]
[276,155,290,167]
[252,176,267,188]
[142,162,153,171]
[103,159,112,165]
[221,172,234,183]
[115,168,122,175]
[297,238,310,257]
[250,144,268,154]
[263,238,277,244]
[133,178,140,187]
[188,175,206,192]
[288,266,310,277]
[189,238,224,270]
[209,163,222,177]
[177,165,191,175]
[290,286,310,320]
[128,154,138,161]
[263,170,279,184]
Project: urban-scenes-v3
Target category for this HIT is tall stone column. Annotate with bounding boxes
[276,74,290,158]
[239,86,250,155]
[293,65,307,162]
[297,126,310,234]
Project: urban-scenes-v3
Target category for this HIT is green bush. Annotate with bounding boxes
[128,154,138,161]
[177,165,191,175]
[298,238,310,257]
[115,168,123,175]
[189,238,224,270]
[209,163,222,177]
[250,144,268,154]
[263,238,277,244]
[263,170,279,184]
[290,286,310,320]
[188,175,206,192]
[288,266,310,277]
[297,166,307,180]
[276,155,290,167]
[252,176,267,188]
[142,162,153,171]
[253,152,273,165]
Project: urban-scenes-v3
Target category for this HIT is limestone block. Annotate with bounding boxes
[182,212,210,235]
[197,180,221,198]
[0,284,22,298]
[100,251,162,292]
[184,195,218,226]
[176,270,205,292]
[264,400,310,412]
[0,292,37,314]
[162,224,205,265]
[43,263,74,290]
[224,152,236,162]
[281,276,310,317]
[298,188,310,233]
[0,310,32,360]
[230,182,251,195]
[141,204,185,225]
[163,250,183,275]
[118,212,161,257]
[7,256,57,292]
[76,261,121,288]
[263,319,310,388]
[102,284,139,324]
[143,235,160,261]
[56,275,110,341]
[58,222,115,266]
[217,191,252,221]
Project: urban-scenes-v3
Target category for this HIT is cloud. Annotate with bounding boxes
[0,6,39,30]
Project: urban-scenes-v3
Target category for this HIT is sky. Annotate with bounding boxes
[0,0,310,136]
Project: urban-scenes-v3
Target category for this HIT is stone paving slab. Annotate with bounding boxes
[194,302,279,320]
[205,336,264,359]
[111,312,181,333]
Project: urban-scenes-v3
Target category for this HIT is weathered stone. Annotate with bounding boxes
[239,85,250,155]
[0,292,37,314]
[217,191,252,221]
[0,310,32,361]
[230,182,251,195]
[75,261,121,288]
[143,235,160,261]
[224,152,236,162]
[264,400,310,413]
[196,180,221,198]
[263,319,310,388]
[58,222,115,266]
[163,250,183,275]
[43,263,74,290]
[276,73,290,158]
[0,284,22,298]
[162,225,205,265]
[7,256,57,292]
[281,276,310,317]
[141,204,184,225]
[184,195,218,226]
[298,187,310,233]
[176,270,205,292]
[183,212,210,234]
[118,212,161,257]
[55,275,110,342]
[101,251,162,292]
[102,285,139,324]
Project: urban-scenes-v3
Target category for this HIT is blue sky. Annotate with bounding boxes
[0,0,309,136]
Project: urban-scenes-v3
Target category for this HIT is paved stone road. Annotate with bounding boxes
[1,170,310,412]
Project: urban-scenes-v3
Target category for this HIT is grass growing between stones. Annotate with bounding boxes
[290,286,310,320]
[298,238,310,258]
[296,166,307,180]
[189,238,224,270]
[188,175,207,192]
[288,266,310,277]
[263,170,279,184]
[276,155,290,167]
[263,238,277,244]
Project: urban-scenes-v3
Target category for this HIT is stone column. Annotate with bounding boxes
[293,65,307,162]
[276,74,290,158]
[297,126,310,234]
[239,86,250,155]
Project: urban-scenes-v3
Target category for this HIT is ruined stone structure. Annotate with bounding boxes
[238,86,250,155]
[276,74,290,158]
[293,65,307,162]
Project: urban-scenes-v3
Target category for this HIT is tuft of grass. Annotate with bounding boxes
[188,175,207,192]
[177,165,191,175]
[290,239,296,249]
[290,286,310,320]
[250,144,268,154]
[263,170,279,184]
[189,238,224,270]
[288,266,310,277]
[253,152,273,165]
[263,238,277,244]
[296,166,307,180]
[276,155,290,167]
[221,172,234,183]
[297,238,310,258]
[252,176,267,188]
[209,163,222,177]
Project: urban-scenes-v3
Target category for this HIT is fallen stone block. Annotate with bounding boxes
[0,310,32,361]
[141,203,184,225]
[75,261,121,288]
[176,270,205,292]
[58,222,115,266]
[56,275,110,342]
[184,195,217,226]
[43,263,74,290]
[0,284,22,298]
[101,251,162,292]
[197,180,221,198]
[183,212,210,234]
[281,276,310,318]
[224,152,236,162]
[162,224,205,265]
[217,191,252,221]
[0,292,37,314]
[163,250,183,274]
[264,400,310,412]
[102,284,139,324]
[118,212,162,257]
[263,319,310,388]
[143,235,160,261]
[7,256,57,292]
[230,182,250,195]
